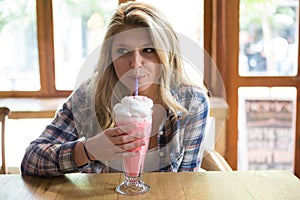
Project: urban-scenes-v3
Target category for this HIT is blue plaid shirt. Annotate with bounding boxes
[21,80,210,177]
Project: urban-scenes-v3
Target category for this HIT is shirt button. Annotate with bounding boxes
[159,152,164,157]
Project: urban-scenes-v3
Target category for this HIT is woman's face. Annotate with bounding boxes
[111,27,162,95]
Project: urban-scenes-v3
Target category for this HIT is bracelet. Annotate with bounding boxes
[83,141,93,162]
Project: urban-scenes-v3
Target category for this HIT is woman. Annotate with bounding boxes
[21,2,210,177]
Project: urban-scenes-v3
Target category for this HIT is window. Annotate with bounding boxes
[215,0,300,177]
[239,0,298,76]
[238,87,297,171]
[237,0,299,172]
[0,0,118,97]
[0,0,40,91]
[52,0,118,90]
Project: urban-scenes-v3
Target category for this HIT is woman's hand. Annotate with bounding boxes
[84,124,146,161]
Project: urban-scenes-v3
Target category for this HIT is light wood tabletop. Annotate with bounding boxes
[0,170,299,199]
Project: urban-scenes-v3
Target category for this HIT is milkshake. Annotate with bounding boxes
[114,95,153,195]
[113,96,153,177]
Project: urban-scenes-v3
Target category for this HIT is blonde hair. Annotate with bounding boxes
[92,2,200,129]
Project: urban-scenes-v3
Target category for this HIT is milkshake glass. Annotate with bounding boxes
[113,96,153,195]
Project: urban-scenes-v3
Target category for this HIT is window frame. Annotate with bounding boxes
[222,0,300,177]
[0,0,69,98]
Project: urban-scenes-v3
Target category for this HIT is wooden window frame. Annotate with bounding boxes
[211,0,300,177]
[0,0,70,98]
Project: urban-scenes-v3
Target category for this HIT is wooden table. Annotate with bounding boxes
[0,170,299,199]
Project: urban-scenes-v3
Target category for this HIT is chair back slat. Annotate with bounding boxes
[0,107,10,174]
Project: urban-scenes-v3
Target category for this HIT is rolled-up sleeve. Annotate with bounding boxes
[20,98,81,177]
[20,81,92,177]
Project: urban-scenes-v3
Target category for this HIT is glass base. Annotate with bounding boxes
[116,176,150,195]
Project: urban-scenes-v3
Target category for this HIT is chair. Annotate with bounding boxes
[201,116,232,171]
[0,107,10,174]
[202,149,232,171]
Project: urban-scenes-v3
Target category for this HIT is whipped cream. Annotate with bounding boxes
[113,96,153,118]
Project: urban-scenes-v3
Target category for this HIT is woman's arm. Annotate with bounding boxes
[74,140,94,167]
[20,80,95,177]
[178,88,210,171]
[20,98,87,177]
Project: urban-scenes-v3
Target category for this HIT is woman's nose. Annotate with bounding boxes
[130,50,142,69]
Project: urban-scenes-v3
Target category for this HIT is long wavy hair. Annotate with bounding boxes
[92,2,204,130]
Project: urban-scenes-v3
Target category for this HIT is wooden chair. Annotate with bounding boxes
[202,149,232,171]
[0,107,10,174]
[201,116,232,171]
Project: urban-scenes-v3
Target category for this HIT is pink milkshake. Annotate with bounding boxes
[113,96,153,177]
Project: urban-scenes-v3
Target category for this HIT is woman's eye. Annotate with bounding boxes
[143,48,155,53]
[117,48,129,55]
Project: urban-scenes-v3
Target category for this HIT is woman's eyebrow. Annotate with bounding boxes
[141,43,154,47]
[112,42,154,47]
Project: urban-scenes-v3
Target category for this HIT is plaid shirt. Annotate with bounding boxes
[21,80,210,177]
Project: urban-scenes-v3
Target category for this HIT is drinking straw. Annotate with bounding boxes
[135,77,138,96]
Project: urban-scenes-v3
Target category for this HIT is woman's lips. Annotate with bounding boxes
[129,75,146,81]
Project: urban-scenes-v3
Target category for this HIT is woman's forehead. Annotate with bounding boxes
[112,27,153,47]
